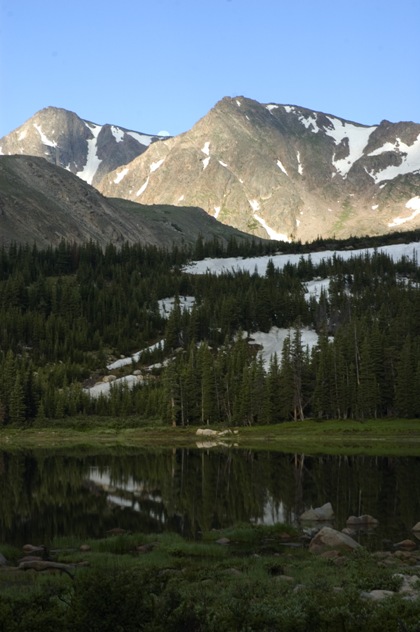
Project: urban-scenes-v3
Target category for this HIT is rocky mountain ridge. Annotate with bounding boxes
[1,98,420,243]
[0,155,260,249]
[0,106,169,187]
[98,97,420,242]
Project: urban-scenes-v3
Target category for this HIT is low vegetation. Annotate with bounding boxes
[1,526,419,631]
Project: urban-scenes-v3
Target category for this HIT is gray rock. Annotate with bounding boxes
[361,590,395,601]
[412,522,420,532]
[300,502,334,521]
[309,527,361,554]
[346,514,378,526]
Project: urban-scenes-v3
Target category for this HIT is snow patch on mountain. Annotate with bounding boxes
[114,167,129,184]
[33,124,57,148]
[367,134,420,183]
[276,159,288,176]
[201,141,210,155]
[150,158,165,173]
[126,131,154,146]
[325,117,376,177]
[253,214,290,241]
[136,177,149,197]
[203,156,210,170]
[266,104,279,112]
[297,151,303,175]
[214,206,221,218]
[76,122,102,184]
[388,196,420,227]
[283,106,321,132]
[111,125,124,143]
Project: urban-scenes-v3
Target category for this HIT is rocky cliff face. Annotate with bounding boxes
[97,97,420,242]
[0,106,168,187]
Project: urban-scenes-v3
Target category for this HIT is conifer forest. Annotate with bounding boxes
[0,231,419,427]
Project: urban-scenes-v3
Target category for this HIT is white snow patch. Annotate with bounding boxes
[157,296,195,318]
[0,147,3,155]
[85,375,142,399]
[150,158,165,173]
[249,199,260,212]
[183,242,420,276]
[253,214,291,241]
[276,159,288,176]
[126,131,153,146]
[266,104,279,112]
[136,177,149,197]
[371,204,379,210]
[201,141,210,155]
[297,151,303,175]
[236,99,241,107]
[76,123,102,184]
[203,156,210,170]
[18,130,27,141]
[178,194,185,202]
[107,340,165,371]
[367,134,420,183]
[33,124,57,148]
[219,160,228,168]
[283,106,320,132]
[248,326,319,370]
[214,206,221,218]
[111,125,124,143]
[388,196,420,227]
[304,278,330,302]
[325,116,376,178]
[114,167,129,184]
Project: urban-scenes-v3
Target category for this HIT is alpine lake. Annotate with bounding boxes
[1,422,420,551]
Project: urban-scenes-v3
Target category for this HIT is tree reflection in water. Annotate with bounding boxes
[0,448,419,548]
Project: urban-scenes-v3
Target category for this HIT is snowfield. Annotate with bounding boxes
[84,240,419,398]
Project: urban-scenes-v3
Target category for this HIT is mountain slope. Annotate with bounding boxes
[0,155,262,249]
[98,96,420,241]
[0,106,169,187]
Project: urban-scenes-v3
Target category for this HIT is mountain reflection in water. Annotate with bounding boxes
[0,448,419,549]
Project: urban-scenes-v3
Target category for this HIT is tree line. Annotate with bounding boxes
[0,233,419,425]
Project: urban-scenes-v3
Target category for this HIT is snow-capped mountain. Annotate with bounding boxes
[0,106,169,187]
[2,98,420,242]
[98,97,420,242]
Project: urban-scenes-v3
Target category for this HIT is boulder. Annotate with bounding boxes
[196,428,218,437]
[412,522,420,532]
[346,514,378,526]
[102,375,117,383]
[309,527,361,554]
[300,502,334,521]
[361,590,394,601]
[393,539,417,551]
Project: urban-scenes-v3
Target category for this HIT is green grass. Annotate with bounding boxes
[1,417,420,455]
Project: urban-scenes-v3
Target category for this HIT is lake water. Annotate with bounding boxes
[1,447,419,550]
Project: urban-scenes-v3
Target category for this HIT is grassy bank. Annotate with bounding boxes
[0,417,420,455]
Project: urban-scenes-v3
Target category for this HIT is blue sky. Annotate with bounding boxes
[1,0,419,138]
